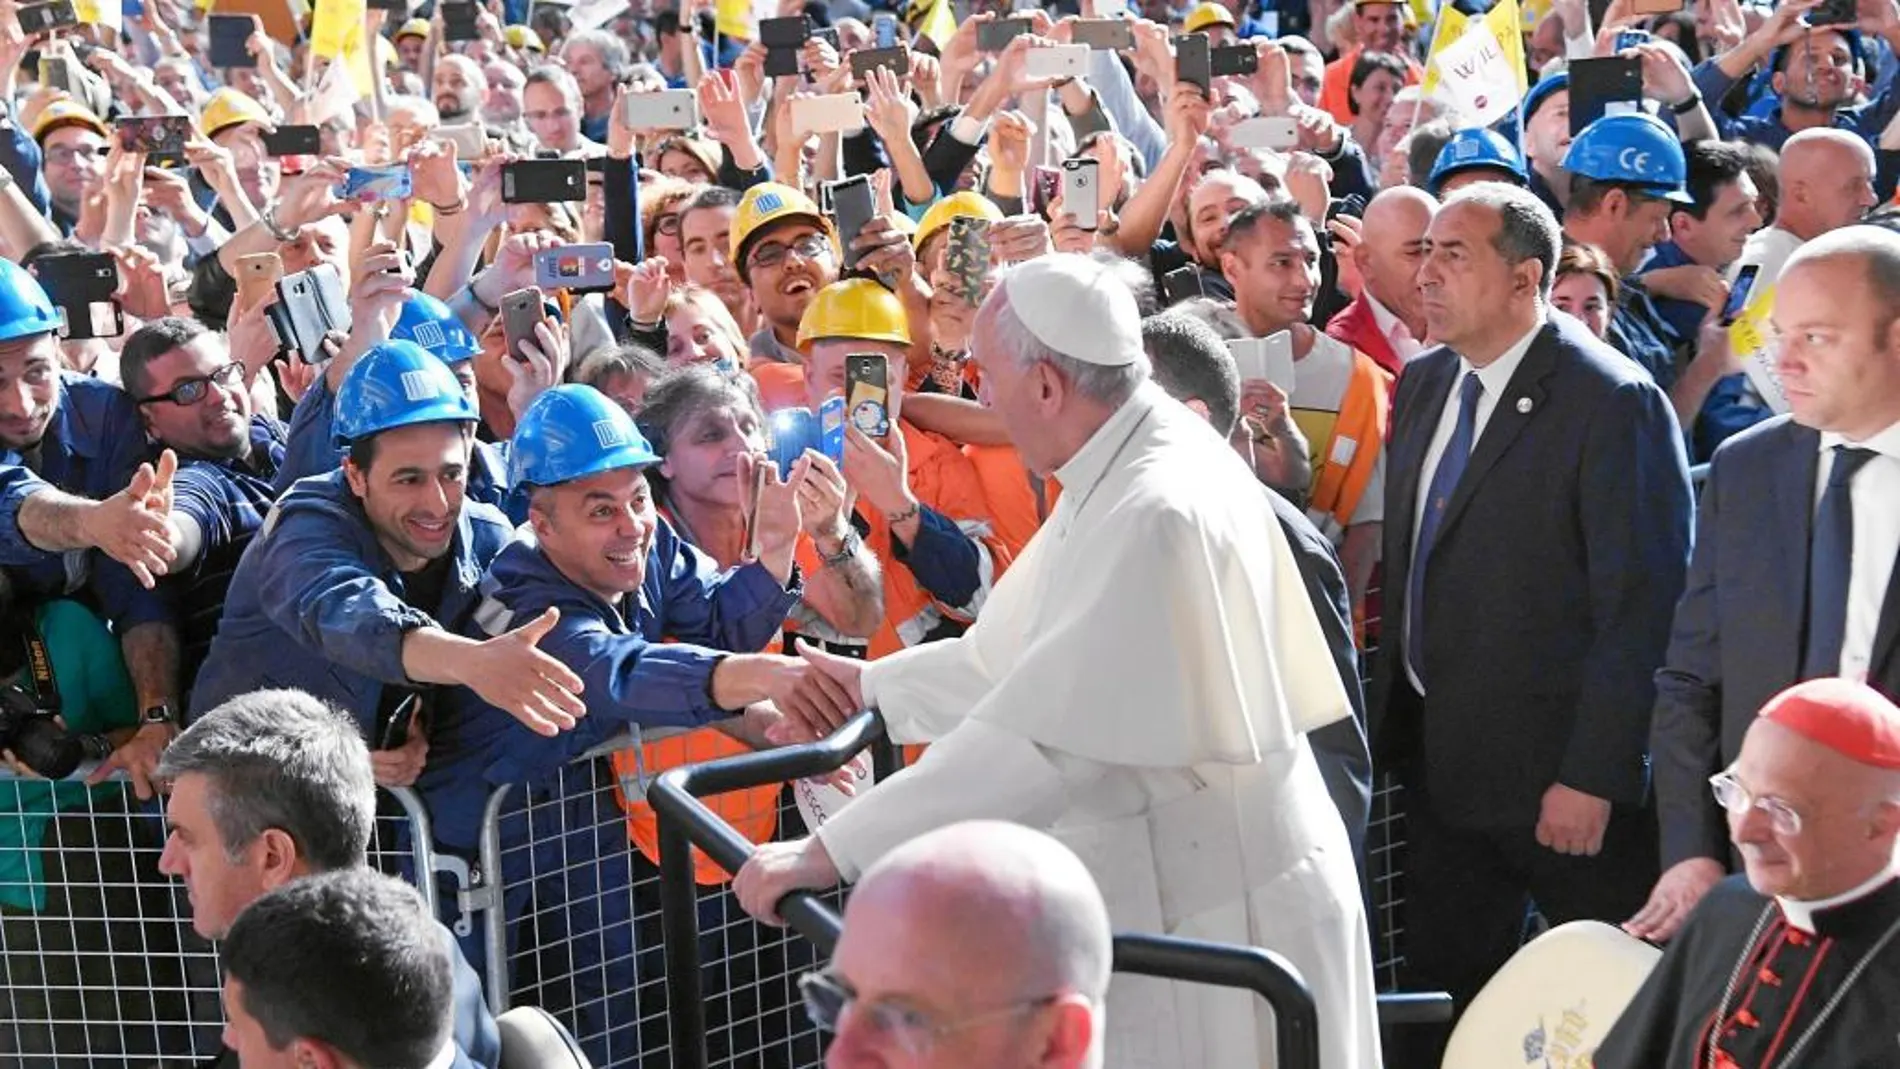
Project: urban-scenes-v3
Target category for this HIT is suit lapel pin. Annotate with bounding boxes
[1516,397,1533,414]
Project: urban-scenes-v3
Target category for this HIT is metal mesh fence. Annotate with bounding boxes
[0,772,438,1065]
[474,735,849,1069]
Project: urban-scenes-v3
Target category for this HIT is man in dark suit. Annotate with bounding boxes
[1628,224,1900,945]
[1371,183,1695,1013]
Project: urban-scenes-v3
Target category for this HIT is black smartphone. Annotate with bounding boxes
[441,1,480,41]
[1161,264,1207,305]
[16,0,77,34]
[759,14,811,46]
[115,114,193,156]
[500,288,547,363]
[378,693,421,750]
[1721,264,1760,326]
[850,46,910,78]
[502,158,587,203]
[208,14,256,68]
[1567,56,1643,136]
[1211,43,1259,78]
[828,175,875,271]
[35,252,122,341]
[1071,18,1134,50]
[977,16,1032,52]
[1175,33,1211,95]
[1808,0,1857,25]
[260,124,321,157]
[845,354,890,439]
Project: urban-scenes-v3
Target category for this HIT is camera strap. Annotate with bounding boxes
[10,611,60,715]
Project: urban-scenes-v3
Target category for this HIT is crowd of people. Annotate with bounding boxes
[1,0,1899,1063]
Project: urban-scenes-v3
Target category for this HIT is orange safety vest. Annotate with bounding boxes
[609,505,784,886]
[1308,350,1394,533]
[748,360,808,413]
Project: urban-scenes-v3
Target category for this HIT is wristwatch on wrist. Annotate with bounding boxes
[1668,91,1703,115]
[260,202,297,243]
[142,701,177,727]
[817,525,862,566]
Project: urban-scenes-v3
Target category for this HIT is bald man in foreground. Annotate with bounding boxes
[1327,186,1437,376]
[1733,128,1878,290]
[813,821,1110,1069]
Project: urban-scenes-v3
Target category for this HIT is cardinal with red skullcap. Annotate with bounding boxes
[1596,679,1900,1069]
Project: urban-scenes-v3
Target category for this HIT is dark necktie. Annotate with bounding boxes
[1802,445,1878,678]
[1407,372,1483,689]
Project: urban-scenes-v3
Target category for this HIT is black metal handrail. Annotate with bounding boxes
[650,710,1335,1069]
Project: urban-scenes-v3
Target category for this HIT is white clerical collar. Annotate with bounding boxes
[1778,859,1900,934]
[1818,418,1900,462]
[1052,382,1162,512]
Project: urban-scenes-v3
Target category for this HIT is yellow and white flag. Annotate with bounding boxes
[1422,0,1527,120]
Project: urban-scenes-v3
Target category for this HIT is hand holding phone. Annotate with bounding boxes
[828,176,876,270]
[532,244,616,293]
[845,354,891,439]
[338,164,413,203]
[501,288,549,363]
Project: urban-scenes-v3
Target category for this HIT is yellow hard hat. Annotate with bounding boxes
[1183,2,1236,32]
[395,17,431,40]
[796,278,911,352]
[913,191,1004,251]
[200,87,273,140]
[731,182,834,280]
[31,98,107,143]
[503,24,544,51]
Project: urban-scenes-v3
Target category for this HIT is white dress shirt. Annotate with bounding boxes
[1404,318,1546,693]
[1815,419,1900,682]
[1364,290,1423,362]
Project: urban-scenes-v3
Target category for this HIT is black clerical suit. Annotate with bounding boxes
[1596,873,1900,1069]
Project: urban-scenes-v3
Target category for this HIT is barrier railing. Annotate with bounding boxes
[648,710,1338,1069]
[0,769,440,1064]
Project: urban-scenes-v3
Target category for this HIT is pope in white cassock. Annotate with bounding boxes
[732,254,1383,1069]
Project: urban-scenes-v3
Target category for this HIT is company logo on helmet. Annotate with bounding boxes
[400,370,439,402]
[411,322,446,351]
[594,418,629,450]
[754,192,785,214]
[1617,148,1651,172]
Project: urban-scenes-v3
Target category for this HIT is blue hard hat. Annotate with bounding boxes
[1521,71,1568,125]
[1429,127,1528,194]
[1561,113,1694,205]
[332,340,480,446]
[392,293,481,365]
[0,259,63,344]
[508,384,660,489]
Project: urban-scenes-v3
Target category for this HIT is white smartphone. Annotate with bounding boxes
[1230,116,1301,151]
[622,88,700,131]
[1228,332,1297,390]
[1060,156,1100,231]
[1091,0,1128,16]
[791,93,866,135]
[1023,43,1089,80]
[432,124,486,159]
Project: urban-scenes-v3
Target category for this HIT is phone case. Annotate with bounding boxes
[533,245,615,293]
[273,271,332,362]
[759,15,810,46]
[502,160,586,203]
[1231,116,1300,150]
[208,15,257,68]
[17,0,78,34]
[35,253,120,302]
[874,13,899,47]
[339,165,413,202]
[1031,166,1061,215]
[1061,158,1099,230]
[829,177,875,269]
[1568,57,1644,136]
[262,125,322,157]
[818,396,846,465]
[1210,44,1259,77]
[768,407,816,476]
[501,289,547,362]
[1175,34,1211,92]
[944,216,991,308]
[432,125,486,158]
[846,355,890,438]
[621,90,699,131]
[849,46,911,78]
[235,254,284,309]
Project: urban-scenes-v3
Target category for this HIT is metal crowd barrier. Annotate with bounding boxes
[0,768,440,1064]
[648,711,1338,1069]
[470,731,844,1068]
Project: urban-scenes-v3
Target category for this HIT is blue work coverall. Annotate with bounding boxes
[421,517,799,1068]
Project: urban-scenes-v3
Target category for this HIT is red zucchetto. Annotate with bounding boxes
[1759,678,1900,769]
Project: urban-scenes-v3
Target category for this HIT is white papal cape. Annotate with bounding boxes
[815,384,1383,1069]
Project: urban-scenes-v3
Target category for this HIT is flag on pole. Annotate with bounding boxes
[1419,6,1469,95]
